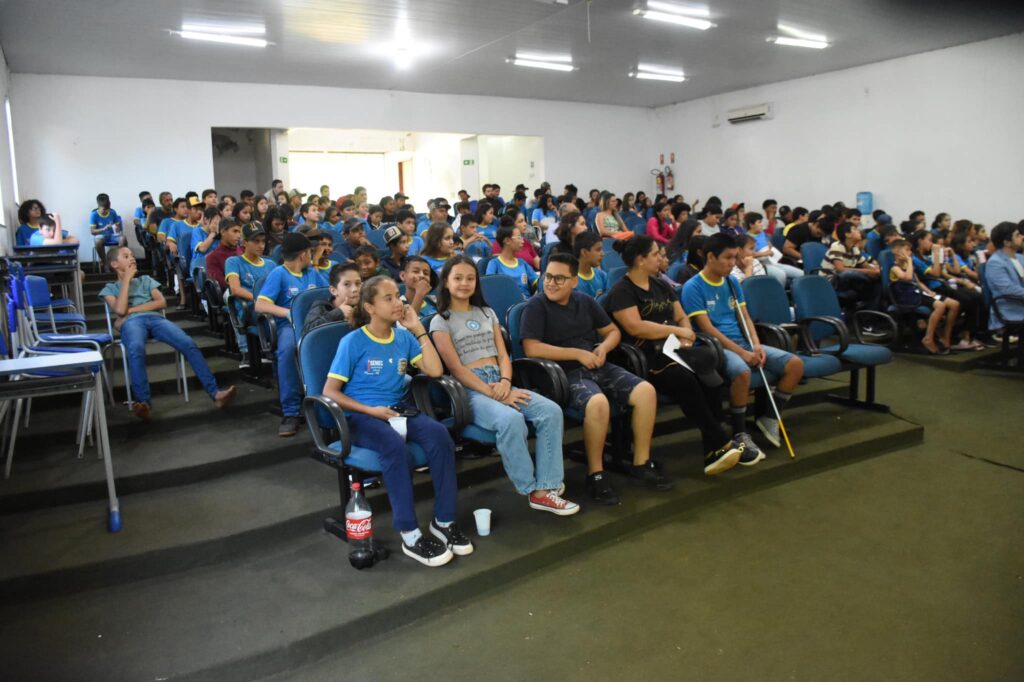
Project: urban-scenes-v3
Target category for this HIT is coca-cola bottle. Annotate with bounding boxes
[345,482,375,569]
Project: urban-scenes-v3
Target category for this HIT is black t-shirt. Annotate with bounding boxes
[520,291,612,372]
[783,224,817,264]
[604,275,676,356]
[147,208,171,229]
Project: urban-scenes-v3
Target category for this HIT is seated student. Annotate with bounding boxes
[321,205,343,235]
[549,210,589,261]
[782,206,809,237]
[457,214,491,260]
[646,202,676,245]
[191,207,220,273]
[255,233,329,437]
[430,256,579,515]
[353,245,388,281]
[595,192,634,241]
[744,211,801,285]
[89,193,125,268]
[889,238,960,355]
[531,194,559,244]
[674,235,706,285]
[654,243,681,291]
[305,229,337,274]
[394,209,425,256]
[983,221,1024,329]
[910,230,984,351]
[101,246,236,419]
[731,234,770,282]
[334,218,369,261]
[17,199,69,246]
[294,201,321,230]
[204,218,243,289]
[366,204,385,232]
[450,201,471,232]
[380,225,410,281]
[521,253,672,505]
[474,201,499,242]
[322,276,471,567]
[400,255,439,318]
[302,262,361,335]
[781,214,824,268]
[225,223,274,368]
[683,233,805,461]
[262,208,288,254]
[700,204,724,236]
[665,216,702,265]
[718,208,744,240]
[28,216,79,247]
[133,191,151,233]
[420,222,456,273]
[821,221,882,310]
[573,232,609,299]
[605,236,745,474]
[948,231,980,283]
[490,213,540,267]
[486,223,539,297]
[157,197,188,249]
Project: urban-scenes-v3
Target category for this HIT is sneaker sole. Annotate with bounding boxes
[756,420,782,448]
[528,499,581,516]
[738,451,766,467]
[429,525,475,556]
[704,447,743,475]
[402,542,454,567]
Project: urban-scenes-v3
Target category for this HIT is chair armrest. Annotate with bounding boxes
[991,294,1024,325]
[302,394,351,466]
[693,332,726,372]
[409,374,470,431]
[608,342,647,378]
[224,293,248,331]
[852,310,899,346]
[512,358,568,406]
[256,313,277,354]
[798,315,849,355]
[754,322,794,352]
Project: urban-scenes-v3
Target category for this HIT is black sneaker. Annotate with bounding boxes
[629,460,675,491]
[736,433,765,466]
[586,472,620,505]
[429,520,474,556]
[704,440,743,475]
[402,535,454,567]
[278,416,299,437]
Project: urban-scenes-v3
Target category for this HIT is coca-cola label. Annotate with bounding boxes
[346,516,372,540]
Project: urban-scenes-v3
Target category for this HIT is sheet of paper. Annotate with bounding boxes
[661,333,695,374]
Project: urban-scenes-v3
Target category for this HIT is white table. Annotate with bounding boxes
[0,352,120,532]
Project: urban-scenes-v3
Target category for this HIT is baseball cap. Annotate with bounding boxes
[383,225,405,245]
[875,213,893,225]
[281,232,312,259]
[288,188,306,199]
[343,217,365,234]
[394,192,409,200]
[515,183,528,192]
[432,197,450,210]
[188,196,203,208]
[242,222,265,240]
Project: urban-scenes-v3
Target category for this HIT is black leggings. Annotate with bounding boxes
[935,283,985,335]
[646,354,730,454]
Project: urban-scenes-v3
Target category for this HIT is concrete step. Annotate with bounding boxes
[0,403,923,681]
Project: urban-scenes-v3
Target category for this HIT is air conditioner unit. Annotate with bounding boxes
[726,103,774,124]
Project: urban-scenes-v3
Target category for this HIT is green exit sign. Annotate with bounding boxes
[279,156,288,164]
[463,159,475,166]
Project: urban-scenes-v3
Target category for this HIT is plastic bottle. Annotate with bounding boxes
[345,482,375,569]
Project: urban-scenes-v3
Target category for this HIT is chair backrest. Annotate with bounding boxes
[800,242,827,275]
[203,278,223,310]
[269,244,283,264]
[741,275,792,325]
[607,266,628,287]
[476,255,496,277]
[290,286,332,336]
[297,321,352,428]
[540,242,559,274]
[877,248,895,299]
[601,249,625,272]
[506,301,529,359]
[585,207,598,229]
[22,275,53,309]
[624,214,645,234]
[792,275,843,342]
[771,230,787,251]
[365,228,388,251]
[864,234,883,260]
[480,274,527,328]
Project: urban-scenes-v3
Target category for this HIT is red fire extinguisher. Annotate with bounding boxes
[665,166,675,192]
[652,168,665,194]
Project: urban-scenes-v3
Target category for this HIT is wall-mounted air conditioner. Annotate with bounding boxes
[726,103,774,124]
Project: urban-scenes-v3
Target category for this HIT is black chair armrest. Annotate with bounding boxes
[754,322,794,352]
[409,374,470,431]
[256,312,277,354]
[512,358,568,406]
[302,394,351,466]
[992,294,1024,325]
[852,309,899,346]
[798,315,849,355]
[608,342,648,378]
[693,332,726,372]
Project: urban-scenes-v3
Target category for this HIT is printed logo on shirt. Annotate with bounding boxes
[365,358,384,376]
[397,358,408,374]
[288,286,299,297]
[465,319,481,331]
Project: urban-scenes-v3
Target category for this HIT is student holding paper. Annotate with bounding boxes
[604,236,744,475]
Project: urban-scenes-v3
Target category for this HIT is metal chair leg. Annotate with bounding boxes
[120,344,132,406]
[23,397,31,428]
[179,353,190,402]
[5,399,24,479]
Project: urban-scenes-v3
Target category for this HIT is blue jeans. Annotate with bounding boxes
[120,314,220,403]
[722,340,795,384]
[347,412,457,531]
[468,365,564,494]
[276,322,300,416]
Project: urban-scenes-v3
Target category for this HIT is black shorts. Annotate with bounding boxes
[566,362,643,412]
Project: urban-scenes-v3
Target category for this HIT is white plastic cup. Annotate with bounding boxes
[473,508,492,536]
[388,416,408,441]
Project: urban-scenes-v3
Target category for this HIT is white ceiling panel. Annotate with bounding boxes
[0,0,1022,107]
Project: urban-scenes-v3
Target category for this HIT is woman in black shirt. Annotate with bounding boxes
[604,236,744,474]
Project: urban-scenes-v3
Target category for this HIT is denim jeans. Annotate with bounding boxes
[347,412,457,531]
[275,322,300,416]
[120,313,220,403]
[468,365,565,494]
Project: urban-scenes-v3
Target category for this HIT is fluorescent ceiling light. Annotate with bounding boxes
[181,22,266,35]
[769,36,829,49]
[633,9,713,30]
[637,63,685,76]
[179,31,268,47]
[509,58,575,72]
[632,71,686,83]
[777,23,828,43]
[646,1,710,17]
[515,51,573,63]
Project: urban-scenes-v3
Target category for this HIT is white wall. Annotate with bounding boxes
[0,46,17,241]
[8,74,656,258]
[211,128,260,197]
[654,33,1024,228]
[478,135,545,201]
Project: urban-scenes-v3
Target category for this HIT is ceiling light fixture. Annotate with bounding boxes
[633,2,714,30]
[777,23,828,43]
[515,51,573,63]
[180,22,266,35]
[508,58,575,72]
[630,63,686,82]
[768,36,829,49]
[178,30,268,47]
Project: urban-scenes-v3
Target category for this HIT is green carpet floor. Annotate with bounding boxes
[271,359,1023,682]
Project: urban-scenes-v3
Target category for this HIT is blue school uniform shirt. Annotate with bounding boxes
[682,272,746,344]
[133,206,146,226]
[158,217,178,238]
[191,226,214,268]
[479,221,499,242]
[485,255,538,297]
[90,208,122,243]
[911,254,943,289]
[20,223,71,246]
[328,326,422,410]
[420,254,450,274]
[225,254,274,294]
[407,234,425,257]
[531,208,556,225]
[753,231,770,252]
[257,263,329,326]
[576,267,610,299]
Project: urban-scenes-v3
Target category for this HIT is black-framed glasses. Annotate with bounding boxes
[543,273,572,286]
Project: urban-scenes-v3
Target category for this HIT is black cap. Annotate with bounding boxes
[394,192,409,200]
[281,232,312,259]
[515,183,528,192]
[242,222,265,240]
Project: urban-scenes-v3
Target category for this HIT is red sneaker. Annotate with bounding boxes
[132,402,151,420]
[528,490,580,516]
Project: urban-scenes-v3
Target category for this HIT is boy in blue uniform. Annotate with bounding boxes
[133,191,151,233]
[573,232,609,299]
[255,232,329,436]
[157,197,188,246]
[225,223,274,366]
[396,209,425,256]
[683,233,804,462]
[101,246,235,419]
[90,193,125,269]
[485,224,538,297]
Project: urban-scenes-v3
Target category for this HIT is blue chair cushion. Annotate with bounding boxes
[460,423,498,444]
[820,343,893,366]
[798,353,844,379]
[326,440,428,471]
[39,332,112,344]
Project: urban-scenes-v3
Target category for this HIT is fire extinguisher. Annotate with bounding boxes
[665,166,675,192]
[651,168,665,194]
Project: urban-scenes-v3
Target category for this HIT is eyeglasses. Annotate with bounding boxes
[543,273,572,286]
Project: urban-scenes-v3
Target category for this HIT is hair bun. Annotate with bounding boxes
[612,238,628,254]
